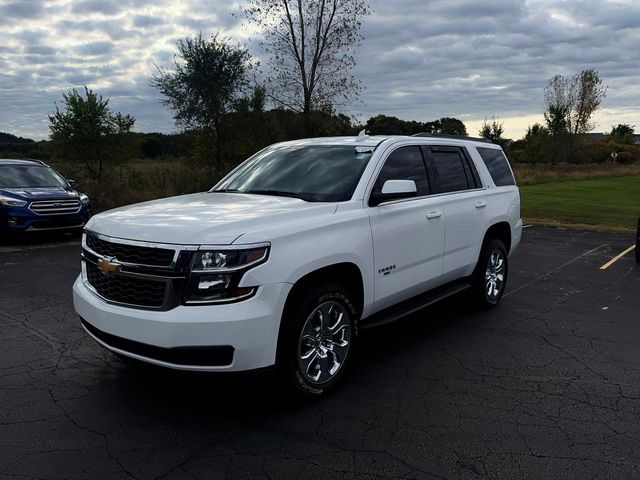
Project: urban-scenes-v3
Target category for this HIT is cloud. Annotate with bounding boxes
[74,41,115,56]
[352,0,640,137]
[71,0,123,16]
[24,45,57,56]
[1,0,639,140]
[0,1,45,20]
[133,15,166,28]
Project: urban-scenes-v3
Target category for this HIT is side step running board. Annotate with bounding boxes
[360,280,472,330]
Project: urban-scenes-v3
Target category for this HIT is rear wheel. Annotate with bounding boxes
[472,238,508,307]
[278,283,357,397]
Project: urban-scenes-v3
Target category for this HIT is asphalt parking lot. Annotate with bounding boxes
[1,226,639,479]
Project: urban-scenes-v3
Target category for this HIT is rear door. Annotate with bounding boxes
[367,145,446,311]
[422,145,490,278]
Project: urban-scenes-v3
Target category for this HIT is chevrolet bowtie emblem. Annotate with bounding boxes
[97,257,121,274]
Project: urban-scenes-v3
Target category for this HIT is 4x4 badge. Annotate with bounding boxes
[97,257,121,274]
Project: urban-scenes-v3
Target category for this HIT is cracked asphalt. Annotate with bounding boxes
[1,226,639,479]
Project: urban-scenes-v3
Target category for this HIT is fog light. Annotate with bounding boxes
[198,275,228,290]
[7,217,17,226]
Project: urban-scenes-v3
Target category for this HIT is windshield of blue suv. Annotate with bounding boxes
[212,145,373,202]
[0,165,68,188]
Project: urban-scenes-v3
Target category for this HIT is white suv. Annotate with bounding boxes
[73,133,522,395]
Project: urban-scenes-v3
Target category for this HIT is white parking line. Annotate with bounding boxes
[599,245,635,270]
[505,243,609,297]
[523,224,533,229]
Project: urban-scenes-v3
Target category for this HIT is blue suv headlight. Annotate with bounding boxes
[79,193,90,205]
[0,195,27,207]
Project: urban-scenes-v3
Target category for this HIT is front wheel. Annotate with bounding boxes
[278,283,357,397]
[471,238,508,307]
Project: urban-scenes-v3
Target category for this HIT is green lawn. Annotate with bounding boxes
[520,175,640,232]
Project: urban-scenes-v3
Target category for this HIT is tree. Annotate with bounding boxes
[241,0,371,132]
[234,86,267,114]
[434,117,467,136]
[423,117,468,135]
[142,136,163,158]
[543,69,607,162]
[479,117,505,145]
[151,33,251,171]
[543,104,569,164]
[610,124,635,144]
[522,123,551,164]
[48,87,135,179]
[365,115,423,135]
[364,115,467,136]
[570,69,607,135]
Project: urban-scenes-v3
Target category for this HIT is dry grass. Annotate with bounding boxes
[513,162,640,186]
[49,158,217,212]
[523,218,636,234]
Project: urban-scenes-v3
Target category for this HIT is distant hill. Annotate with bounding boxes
[0,132,35,144]
[0,132,44,158]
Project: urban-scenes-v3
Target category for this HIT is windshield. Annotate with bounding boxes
[0,165,68,188]
[213,145,372,202]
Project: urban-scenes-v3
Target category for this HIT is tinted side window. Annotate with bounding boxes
[477,147,515,186]
[372,146,429,197]
[425,147,471,194]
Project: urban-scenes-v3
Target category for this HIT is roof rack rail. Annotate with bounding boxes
[411,133,493,144]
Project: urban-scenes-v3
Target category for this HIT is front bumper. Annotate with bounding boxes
[1,205,91,232]
[73,275,292,372]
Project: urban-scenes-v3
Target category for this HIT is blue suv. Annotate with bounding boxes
[0,159,91,234]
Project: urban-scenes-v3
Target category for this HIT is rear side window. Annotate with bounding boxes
[424,147,471,194]
[373,146,430,196]
[477,147,515,186]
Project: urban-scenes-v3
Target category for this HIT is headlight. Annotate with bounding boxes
[185,244,269,304]
[0,196,27,207]
[79,193,90,205]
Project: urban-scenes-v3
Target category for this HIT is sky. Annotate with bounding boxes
[1,0,639,141]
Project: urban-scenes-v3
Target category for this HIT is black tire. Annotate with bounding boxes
[471,238,508,307]
[278,282,357,398]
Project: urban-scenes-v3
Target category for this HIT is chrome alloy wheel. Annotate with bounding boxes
[297,301,352,385]
[485,249,506,300]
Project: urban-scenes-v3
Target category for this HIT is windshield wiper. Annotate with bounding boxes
[241,189,315,201]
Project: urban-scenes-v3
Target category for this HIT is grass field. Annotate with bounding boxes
[520,175,640,233]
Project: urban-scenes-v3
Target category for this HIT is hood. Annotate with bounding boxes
[1,187,77,201]
[86,192,338,245]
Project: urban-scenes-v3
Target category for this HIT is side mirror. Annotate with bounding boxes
[67,179,76,187]
[370,179,417,206]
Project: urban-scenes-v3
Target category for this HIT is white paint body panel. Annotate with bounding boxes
[368,196,445,311]
[75,135,522,372]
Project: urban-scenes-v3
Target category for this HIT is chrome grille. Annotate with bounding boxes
[30,199,81,215]
[86,233,176,267]
[81,232,191,310]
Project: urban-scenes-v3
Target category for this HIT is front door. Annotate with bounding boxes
[367,145,446,311]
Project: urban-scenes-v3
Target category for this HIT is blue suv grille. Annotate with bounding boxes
[30,199,81,215]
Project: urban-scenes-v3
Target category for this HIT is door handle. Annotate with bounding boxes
[475,201,487,208]
[426,211,442,219]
